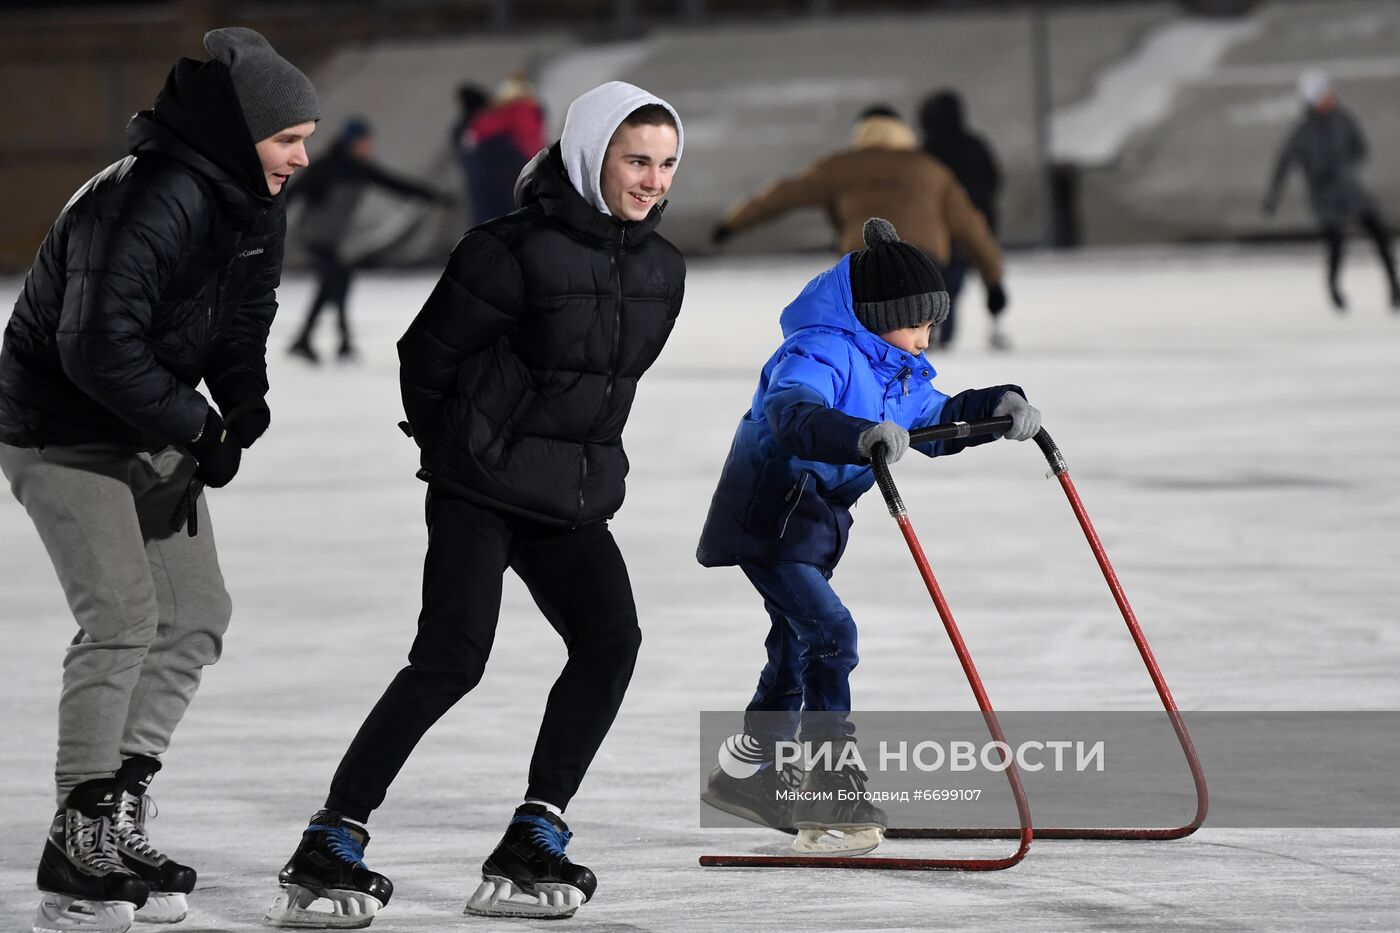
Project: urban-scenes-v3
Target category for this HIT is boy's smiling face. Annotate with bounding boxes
[878,321,934,355]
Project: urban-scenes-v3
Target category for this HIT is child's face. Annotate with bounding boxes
[879,321,935,355]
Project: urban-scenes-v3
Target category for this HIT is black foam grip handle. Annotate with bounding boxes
[871,446,905,517]
[1033,427,1066,474]
[908,415,1014,446]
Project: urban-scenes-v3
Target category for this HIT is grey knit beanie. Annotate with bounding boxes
[203,27,320,142]
[849,218,950,334]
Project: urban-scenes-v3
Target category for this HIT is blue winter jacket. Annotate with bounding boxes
[696,255,1018,570]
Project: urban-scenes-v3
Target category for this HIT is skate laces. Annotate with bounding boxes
[774,763,803,795]
[69,810,127,873]
[313,823,368,868]
[113,792,163,861]
[512,814,571,859]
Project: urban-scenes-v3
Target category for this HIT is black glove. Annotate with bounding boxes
[189,408,242,488]
[992,391,1042,441]
[711,223,734,247]
[857,420,910,463]
[986,281,1007,314]
[223,397,270,449]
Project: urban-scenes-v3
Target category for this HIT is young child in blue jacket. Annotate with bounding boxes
[696,218,1040,854]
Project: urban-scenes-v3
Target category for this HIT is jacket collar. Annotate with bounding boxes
[128,113,275,228]
[126,58,279,228]
[519,143,664,246]
[780,254,935,382]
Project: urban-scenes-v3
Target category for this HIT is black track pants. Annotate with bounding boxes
[325,489,642,819]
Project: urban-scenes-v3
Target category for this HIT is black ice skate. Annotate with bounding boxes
[464,804,597,919]
[791,741,888,857]
[34,779,149,933]
[262,810,393,930]
[111,757,196,925]
[702,762,800,834]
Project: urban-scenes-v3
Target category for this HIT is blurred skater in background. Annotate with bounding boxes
[287,118,452,363]
[460,72,545,225]
[712,105,1011,351]
[450,82,490,218]
[1262,68,1400,312]
[918,89,1007,349]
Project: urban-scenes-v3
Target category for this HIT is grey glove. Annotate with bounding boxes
[857,420,910,463]
[992,391,1042,441]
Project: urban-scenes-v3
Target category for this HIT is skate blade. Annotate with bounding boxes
[261,884,382,929]
[33,893,136,933]
[699,790,798,835]
[134,893,187,925]
[791,826,884,857]
[463,876,585,919]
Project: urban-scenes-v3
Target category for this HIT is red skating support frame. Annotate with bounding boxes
[699,419,1208,871]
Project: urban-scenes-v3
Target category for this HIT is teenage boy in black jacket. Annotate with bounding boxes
[267,80,685,926]
[0,27,318,932]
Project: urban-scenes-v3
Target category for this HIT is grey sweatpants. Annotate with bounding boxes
[0,442,232,804]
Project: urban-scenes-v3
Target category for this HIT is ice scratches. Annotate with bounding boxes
[1197,839,1391,884]
[1122,473,1350,491]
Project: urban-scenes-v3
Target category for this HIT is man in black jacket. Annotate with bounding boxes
[918,89,1008,350]
[266,80,685,926]
[0,27,318,932]
[1262,68,1400,311]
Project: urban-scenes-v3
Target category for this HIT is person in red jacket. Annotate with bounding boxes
[463,72,545,224]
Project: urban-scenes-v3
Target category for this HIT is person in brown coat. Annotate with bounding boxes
[712,105,1010,350]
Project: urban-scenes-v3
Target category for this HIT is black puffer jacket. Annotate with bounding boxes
[398,143,685,527]
[0,56,285,450]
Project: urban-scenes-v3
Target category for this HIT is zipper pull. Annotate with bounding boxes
[897,365,911,397]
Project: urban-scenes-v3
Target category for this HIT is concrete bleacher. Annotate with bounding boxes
[321,2,1177,262]
[1091,0,1400,243]
[4,0,1397,270]
[316,0,1400,263]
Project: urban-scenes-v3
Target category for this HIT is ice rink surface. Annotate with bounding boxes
[2,244,1398,931]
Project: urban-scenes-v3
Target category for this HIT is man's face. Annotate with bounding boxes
[879,320,935,355]
[255,121,316,195]
[600,122,679,221]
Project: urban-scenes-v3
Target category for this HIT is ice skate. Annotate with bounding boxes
[790,744,887,858]
[464,804,596,919]
[1329,282,1347,312]
[701,758,801,834]
[262,811,392,930]
[287,339,319,364]
[34,780,149,933]
[988,324,1013,352]
[112,793,195,924]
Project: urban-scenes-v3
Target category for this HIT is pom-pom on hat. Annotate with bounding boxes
[849,218,950,334]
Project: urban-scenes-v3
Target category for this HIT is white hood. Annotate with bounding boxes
[560,81,683,216]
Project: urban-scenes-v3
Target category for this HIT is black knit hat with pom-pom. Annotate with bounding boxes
[849,217,949,334]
